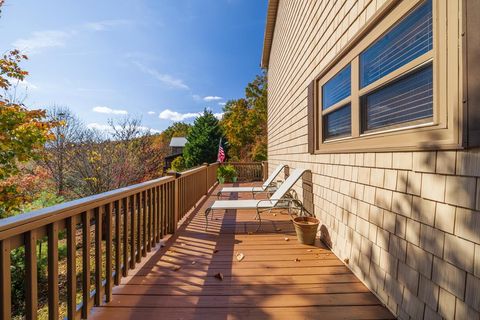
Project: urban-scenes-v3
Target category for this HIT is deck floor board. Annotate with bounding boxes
[89,183,394,320]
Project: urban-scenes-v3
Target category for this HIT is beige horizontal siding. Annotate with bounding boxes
[267,0,480,319]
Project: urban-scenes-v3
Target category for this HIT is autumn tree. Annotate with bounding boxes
[220,71,267,161]
[64,117,164,196]
[183,109,223,168]
[110,117,164,182]
[161,122,191,141]
[220,99,251,160]
[245,71,268,161]
[42,106,83,196]
[0,50,58,217]
[150,121,191,166]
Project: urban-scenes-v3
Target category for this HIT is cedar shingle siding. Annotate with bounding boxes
[265,0,480,318]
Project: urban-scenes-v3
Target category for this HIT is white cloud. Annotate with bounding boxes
[12,20,130,55]
[87,122,161,134]
[92,106,128,115]
[132,61,189,90]
[147,111,156,115]
[12,30,73,54]
[218,102,226,106]
[158,109,224,121]
[87,123,112,132]
[84,19,131,31]
[158,109,201,121]
[203,96,223,102]
[136,126,161,134]
[17,79,38,90]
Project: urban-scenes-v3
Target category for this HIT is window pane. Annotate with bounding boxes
[360,0,432,88]
[362,64,433,132]
[322,65,351,110]
[324,104,351,139]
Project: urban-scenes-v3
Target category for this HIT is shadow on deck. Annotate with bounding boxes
[89,183,394,320]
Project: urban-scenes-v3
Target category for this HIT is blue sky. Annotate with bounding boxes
[0,0,267,133]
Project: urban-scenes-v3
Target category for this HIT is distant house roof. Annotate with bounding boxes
[261,0,280,68]
[169,137,187,147]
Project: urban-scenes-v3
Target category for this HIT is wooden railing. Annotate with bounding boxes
[0,162,220,320]
[223,161,267,182]
[207,162,220,189]
[176,166,203,222]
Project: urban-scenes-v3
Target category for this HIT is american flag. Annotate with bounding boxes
[217,138,226,163]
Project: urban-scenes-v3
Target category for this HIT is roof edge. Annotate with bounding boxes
[261,0,279,69]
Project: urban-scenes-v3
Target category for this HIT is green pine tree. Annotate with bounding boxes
[183,109,223,168]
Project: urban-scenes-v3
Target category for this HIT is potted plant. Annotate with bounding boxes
[217,165,237,183]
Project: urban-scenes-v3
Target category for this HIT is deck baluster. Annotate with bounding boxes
[47,222,59,320]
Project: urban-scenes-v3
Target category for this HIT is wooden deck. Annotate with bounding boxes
[89,183,394,320]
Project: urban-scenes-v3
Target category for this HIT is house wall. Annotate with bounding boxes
[267,0,480,319]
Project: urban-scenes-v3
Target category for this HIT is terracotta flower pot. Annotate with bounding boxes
[292,216,319,245]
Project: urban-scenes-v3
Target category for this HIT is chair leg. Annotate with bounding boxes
[205,208,211,230]
[255,208,262,232]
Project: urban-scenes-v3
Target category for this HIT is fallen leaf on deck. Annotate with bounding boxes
[294,258,300,262]
[275,228,282,232]
[214,272,224,281]
[213,249,219,253]
[272,213,277,216]
[191,261,197,265]
[236,253,245,262]
[307,249,312,252]
[171,266,181,271]
[284,237,289,241]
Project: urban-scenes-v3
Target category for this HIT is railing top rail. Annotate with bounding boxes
[0,175,175,237]
[223,162,264,165]
[177,164,208,178]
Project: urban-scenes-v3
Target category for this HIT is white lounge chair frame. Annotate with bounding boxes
[216,164,287,199]
[205,168,310,232]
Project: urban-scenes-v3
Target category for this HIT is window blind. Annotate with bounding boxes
[360,0,432,88]
[362,64,433,131]
[324,104,351,139]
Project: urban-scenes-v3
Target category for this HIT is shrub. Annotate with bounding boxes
[170,156,186,172]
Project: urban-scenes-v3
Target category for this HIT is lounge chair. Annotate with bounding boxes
[217,164,287,199]
[205,168,309,231]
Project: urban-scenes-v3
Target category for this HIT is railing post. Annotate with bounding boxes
[262,161,268,182]
[0,239,11,320]
[166,171,180,234]
[203,163,209,194]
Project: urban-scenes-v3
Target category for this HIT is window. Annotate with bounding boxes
[307,0,464,152]
[359,0,433,131]
[322,65,351,110]
[321,65,352,140]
